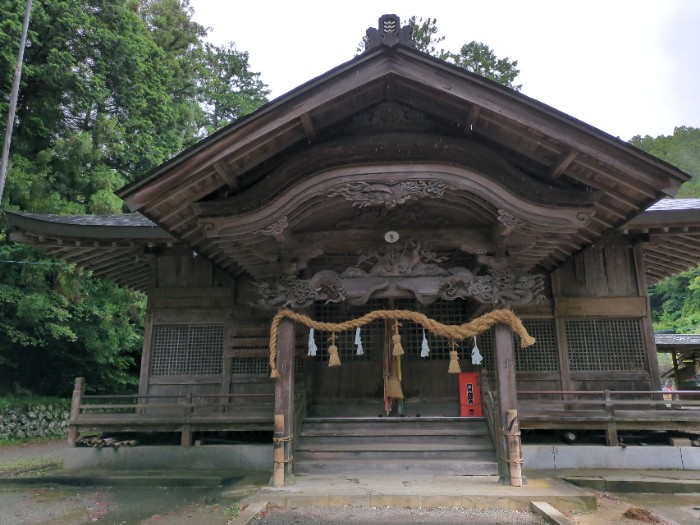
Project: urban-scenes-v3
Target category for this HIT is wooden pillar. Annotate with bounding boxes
[604,390,618,446]
[494,324,522,487]
[67,377,85,446]
[273,318,296,485]
[633,244,661,390]
[671,350,680,389]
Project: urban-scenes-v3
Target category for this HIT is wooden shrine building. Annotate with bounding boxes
[6,15,700,483]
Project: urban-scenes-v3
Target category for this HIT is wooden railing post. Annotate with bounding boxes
[604,390,618,446]
[494,324,522,487]
[67,377,85,446]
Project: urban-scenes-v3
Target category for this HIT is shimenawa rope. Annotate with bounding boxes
[268,308,535,378]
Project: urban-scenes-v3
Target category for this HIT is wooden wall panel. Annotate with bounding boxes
[309,360,471,402]
[552,236,638,298]
[141,253,236,400]
[157,254,215,288]
[401,361,461,399]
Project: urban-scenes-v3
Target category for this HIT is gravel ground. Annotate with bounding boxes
[2,441,697,524]
[254,505,545,525]
[0,439,67,469]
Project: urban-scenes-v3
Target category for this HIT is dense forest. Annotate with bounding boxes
[0,5,699,396]
[633,127,700,332]
[0,0,269,395]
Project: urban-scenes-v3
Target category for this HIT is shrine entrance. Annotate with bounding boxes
[306,299,484,418]
[270,305,531,485]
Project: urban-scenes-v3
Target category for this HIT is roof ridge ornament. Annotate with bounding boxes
[365,14,415,51]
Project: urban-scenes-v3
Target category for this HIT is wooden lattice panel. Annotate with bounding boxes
[516,320,559,372]
[565,318,646,371]
[312,301,381,361]
[312,300,470,361]
[474,319,558,372]
[151,324,224,376]
[398,300,471,361]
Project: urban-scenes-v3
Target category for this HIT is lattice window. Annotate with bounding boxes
[311,300,470,361]
[472,319,558,372]
[231,357,268,375]
[516,320,558,372]
[151,324,224,376]
[312,301,383,361]
[565,319,646,371]
[397,300,470,361]
[477,329,495,371]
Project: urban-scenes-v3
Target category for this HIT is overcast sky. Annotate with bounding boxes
[189,1,700,141]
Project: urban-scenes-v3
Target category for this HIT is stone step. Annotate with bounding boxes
[297,434,493,447]
[296,449,495,461]
[294,458,499,476]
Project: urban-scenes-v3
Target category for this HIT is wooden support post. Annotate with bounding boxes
[672,350,680,389]
[506,409,523,487]
[273,414,285,487]
[67,377,85,446]
[494,324,521,486]
[273,318,296,482]
[181,425,192,448]
[604,390,618,446]
[633,244,661,390]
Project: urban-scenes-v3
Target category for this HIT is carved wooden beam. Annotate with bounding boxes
[299,113,316,141]
[212,160,241,191]
[249,265,548,310]
[548,148,578,179]
[466,104,481,132]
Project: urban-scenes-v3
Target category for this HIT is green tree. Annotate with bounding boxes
[649,266,700,333]
[0,241,145,395]
[632,127,700,332]
[379,16,522,91]
[630,127,700,198]
[412,17,520,90]
[0,0,269,395]
[1,0,269,214]
[198,42,270,133]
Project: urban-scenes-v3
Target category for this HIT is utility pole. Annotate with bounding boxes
[0,0,33,205]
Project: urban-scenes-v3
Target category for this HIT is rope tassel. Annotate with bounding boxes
[391,320,404,356]
[386,373,404,399]
[448,339,461,374]
[328,332,341,367]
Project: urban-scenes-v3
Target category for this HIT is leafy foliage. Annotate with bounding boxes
[630,127,700,197]
[408,17,521,90]
[649,266,700,333]
[632,127,700,332]
[1,0,269,214]
[0,242,146,395]
[0,0,269,395]
[356,16,521,90]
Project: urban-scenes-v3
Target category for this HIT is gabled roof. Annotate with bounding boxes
[622,199,700,283]
[114,37,688,280]
[9,199,700,290]
[5,210,176,292]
